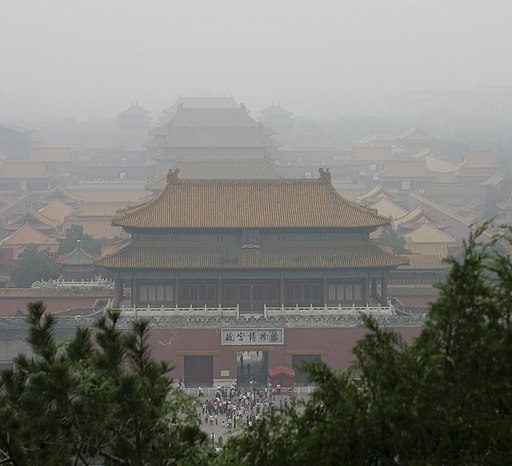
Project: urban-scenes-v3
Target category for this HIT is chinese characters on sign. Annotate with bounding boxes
[221,328,284,345]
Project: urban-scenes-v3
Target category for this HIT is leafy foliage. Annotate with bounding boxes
[11,244,62,287]
[379,226,410,254]
[218,224,512,465]
[57,224,120,256]
[0,303,211,465]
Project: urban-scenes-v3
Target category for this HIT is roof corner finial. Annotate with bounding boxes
[318,167,331,184]
[167,168,180,184]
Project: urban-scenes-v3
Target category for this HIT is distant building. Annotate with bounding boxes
[78,103,152,159]
[458,149,497,182]
[0,160,53,193]
[161,96,240,122]
[358,127,435,158]
[276,132,340,167]
[31,144,74,180]
[3,207,60,236]
[97,168,405,309]
[145,157,281,193]
[347,145,394,185]
[259,102,295,144]
[57,244,97,281]
[146,104,276,167]
[94,168,417,386]
[0,123,32,160]
[0,224,59,274]
[116,103,151,132]
[377,160,436,192]
[394,127,434,155]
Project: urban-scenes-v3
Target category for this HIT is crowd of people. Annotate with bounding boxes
[196,383,295,446]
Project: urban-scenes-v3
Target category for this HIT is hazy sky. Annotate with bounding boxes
[1,0,511,121]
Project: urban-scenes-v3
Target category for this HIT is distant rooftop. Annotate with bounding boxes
[145,157,281,192]
[162,96,239,115]
[112,168,391,230]
[118,102,150,117]
[260,102,293,117]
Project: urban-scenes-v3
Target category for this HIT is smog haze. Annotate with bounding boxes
[1,0,511,121]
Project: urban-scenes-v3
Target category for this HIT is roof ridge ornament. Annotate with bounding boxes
[167,168,180,183]
[318,167,331,184]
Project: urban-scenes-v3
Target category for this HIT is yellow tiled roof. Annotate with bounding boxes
[395,127,433,141]
[0,224,58,246]
[77,203,126,217]
[164,126,269,148]
[39,199,74,223]
[113,169,390,230]
[63,218,125,239]
[31,145,72,162]
[405,242,449,256]
[95,241,407,270]
[397,254,449,270]
[463,149,495,168]
[70,189,150,203]
[372,199,408,220]
[8,207,59,229]
[349,145,393,161]
[378,160,434,178]
[57,245,97,265]
[39,186,82,204]
[0,161,48,178]
[395,208,424,226]
[404,224,456,243]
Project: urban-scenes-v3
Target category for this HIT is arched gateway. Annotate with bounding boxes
[96,168,412,387]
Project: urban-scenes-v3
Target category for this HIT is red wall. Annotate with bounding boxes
[0,297,99,317]
[147,326,422,383]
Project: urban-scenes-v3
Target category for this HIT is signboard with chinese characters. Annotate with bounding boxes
[221,328,284,345]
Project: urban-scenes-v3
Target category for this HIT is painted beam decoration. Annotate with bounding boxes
[221,328,284,345]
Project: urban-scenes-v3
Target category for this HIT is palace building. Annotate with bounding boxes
[95,168,416,386]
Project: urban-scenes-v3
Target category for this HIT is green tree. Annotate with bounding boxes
[0,303,211,465]
[379,226,410,254]
[57,224,119,256]
[219,224,512,465]
[11,244,62,287]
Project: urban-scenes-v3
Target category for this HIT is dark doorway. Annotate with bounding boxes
[236,350,268,387]
[184,355,213,387]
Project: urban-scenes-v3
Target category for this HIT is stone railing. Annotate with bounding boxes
[118,303,240,318]
[116,302,394,320]
[263,302,393,318]
[31,275,114,290]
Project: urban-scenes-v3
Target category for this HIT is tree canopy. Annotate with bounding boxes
[57,224,119,256]
[0,305,211,465]
[2,225,512,464]
[217,225,512,465]
[11,244,62,287]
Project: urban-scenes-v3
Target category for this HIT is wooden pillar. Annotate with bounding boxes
[217,274,223,307]
[113,277,119,307]
[279,273,285,307]
[113,277,124,307]
[371,277,378,300]
[322,273,328,306]
[361,277,366,304]
[381,276,388,304]
[175,276,180,307]
[132,278,139,306]
[130,277,135,307]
